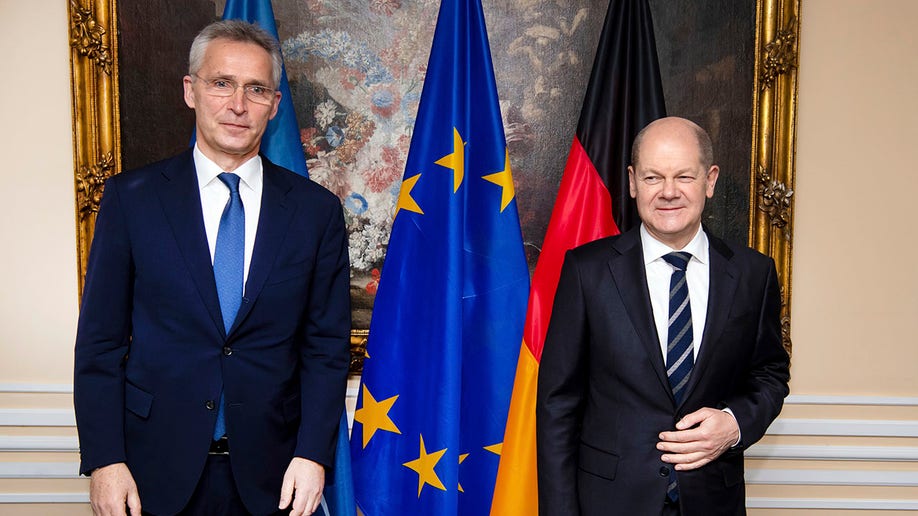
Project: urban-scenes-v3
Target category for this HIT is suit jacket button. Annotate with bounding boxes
[223,346,233,356]
[205,400,216,410]
[659,466,670,477]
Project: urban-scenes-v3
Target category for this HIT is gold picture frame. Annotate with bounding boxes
[69,0,799,363]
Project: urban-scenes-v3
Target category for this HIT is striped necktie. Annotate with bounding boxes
[663,251,694,403]
[662,251,693,503]
[212,172,244,440]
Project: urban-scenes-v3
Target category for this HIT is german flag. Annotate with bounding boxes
[491,1,665,513]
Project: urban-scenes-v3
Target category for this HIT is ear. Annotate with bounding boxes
[183,75,196,109]
[628,166,637,198]
[705,165,720,198]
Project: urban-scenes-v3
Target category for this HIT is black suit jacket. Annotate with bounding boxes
[536,227,789,516]
[74,150,351,515]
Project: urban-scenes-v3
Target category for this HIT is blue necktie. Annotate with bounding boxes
[662,251,694,502]
[212,173,244,440]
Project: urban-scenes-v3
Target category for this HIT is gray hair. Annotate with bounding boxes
[188,20,283,87]
[631,117,714,170]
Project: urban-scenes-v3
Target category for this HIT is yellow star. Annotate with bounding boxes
[484,442,502,456]
[353,385,401,448]
[434,127,465,193]
[457,452,469,493]
[402,435,448,497]
[395,174,424,218]
[482,148,515,212]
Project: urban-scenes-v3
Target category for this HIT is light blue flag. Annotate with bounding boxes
[350,0,530,514]
[221,1,355,515]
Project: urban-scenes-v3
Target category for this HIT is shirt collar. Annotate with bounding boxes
[193,144,263,192]
[640,224,709,266]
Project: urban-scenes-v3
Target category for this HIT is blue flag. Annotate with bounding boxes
[350,0,530,514]
[220,2,355,515]
[222,0,308,177]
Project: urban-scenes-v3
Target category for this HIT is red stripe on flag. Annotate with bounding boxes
[525,136,620,362]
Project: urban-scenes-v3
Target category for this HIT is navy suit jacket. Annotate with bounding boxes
[74,150,351,515]
[536,227,790,516]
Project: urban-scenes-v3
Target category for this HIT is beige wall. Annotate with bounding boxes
[0,0,78,384]
[0,0,915,513]
[791,0,918,397]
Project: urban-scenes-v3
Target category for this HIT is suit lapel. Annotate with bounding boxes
[230,160,296,333]
[609,229,673,400]
[156,151,227,338]
[681,234,738,404]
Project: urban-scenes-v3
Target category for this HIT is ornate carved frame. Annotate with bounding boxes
[69,0,799,362]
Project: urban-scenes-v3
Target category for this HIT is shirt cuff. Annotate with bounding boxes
[721,407,742,447]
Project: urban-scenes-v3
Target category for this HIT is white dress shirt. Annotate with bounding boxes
[641,224,740,440]
[194,145,263,287]
[641,224,709,363]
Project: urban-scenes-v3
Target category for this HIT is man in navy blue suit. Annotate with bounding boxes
[74,20,350,516]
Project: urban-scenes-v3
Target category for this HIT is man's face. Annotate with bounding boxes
[628,123,718,250]
[183,39,279,169]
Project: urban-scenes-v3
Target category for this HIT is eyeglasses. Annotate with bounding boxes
[192,74,276,105]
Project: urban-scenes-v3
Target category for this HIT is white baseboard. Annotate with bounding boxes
[0,409,75,426]
[0,384,72,394]
[747,444,918,461]
[0,493,88,503]
[746,498,918,510]
[0,436,78,452]
[767,418,918,437]
[0,462,80,479]
[746,468,918,486]
[785,395,918,406]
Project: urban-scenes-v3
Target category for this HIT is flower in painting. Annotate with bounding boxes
[347,111,376,141]
[365,268,381,295]
[381,145,400,166]
[336,140,361,165]
[314,100,339,129]
[345,193,369,215]
[338,67,366,91]
[370,0,401,16]
[307,151,350,199]
[326,126,345,148]
[349,221,390,272]
[363,164,402,193]
[370,85,401,119]
[300,127,325,156]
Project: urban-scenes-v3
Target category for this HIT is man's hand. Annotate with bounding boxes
[279,457,325,515]
[656,407,740,471]
[89,462,141,516]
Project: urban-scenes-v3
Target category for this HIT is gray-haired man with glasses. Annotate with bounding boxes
[74,19,350,516]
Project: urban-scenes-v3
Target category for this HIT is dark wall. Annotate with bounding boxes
[117,0,216,171]
[650,0,757,246]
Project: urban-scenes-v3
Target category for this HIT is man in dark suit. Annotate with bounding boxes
[74,20,350,516]
[536,117,790,516]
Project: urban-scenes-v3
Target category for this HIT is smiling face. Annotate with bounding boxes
[628,118,719,250]
[183,38,280,171]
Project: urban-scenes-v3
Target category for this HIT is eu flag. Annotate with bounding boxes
[350,0,530,514]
